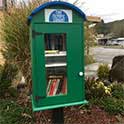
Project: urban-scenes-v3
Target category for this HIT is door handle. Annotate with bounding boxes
[79,72,84,77]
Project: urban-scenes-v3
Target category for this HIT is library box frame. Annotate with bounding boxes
[28,1,88,111]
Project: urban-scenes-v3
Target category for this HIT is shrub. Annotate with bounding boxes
[85,77,124,115]
[110,82,124,99]
[101,97,124,115]
[0,61,18,96]
[8,87,18,97]
[0,99,34,124]
[85,79,124,115]
[97,64,110,79]
[0,65,3,80]
[85,77,111,99]
[1,0,48,90]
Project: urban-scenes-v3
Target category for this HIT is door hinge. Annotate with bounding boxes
[35,96,46,102]
[32,30,43,39]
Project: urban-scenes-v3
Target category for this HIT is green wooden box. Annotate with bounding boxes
[28,1,88,111]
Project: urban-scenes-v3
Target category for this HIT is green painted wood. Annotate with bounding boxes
[31,23,86,110]
[32,95,88,111]
[29,3,87,111]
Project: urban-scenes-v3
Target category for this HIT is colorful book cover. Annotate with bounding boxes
[61,77,67,94]
[49,79,57,96]
[47,79,52,96]
[56,78,63,94]
[53,79,60,95]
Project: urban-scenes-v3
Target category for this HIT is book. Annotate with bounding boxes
[47,75,67,96]
[53,79,60,95]
[45,50,59,54]
[47,79,52,96]
[48,79,57,96]
[56,78,64,95]
[61,77,67,94]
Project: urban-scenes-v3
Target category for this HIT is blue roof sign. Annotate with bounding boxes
[49,9,69,22]
[28,1,86,24]
[45,9,72,23]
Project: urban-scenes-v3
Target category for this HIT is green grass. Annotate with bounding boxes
[0,99,34,124]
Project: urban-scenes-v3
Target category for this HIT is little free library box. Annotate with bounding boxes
[28,1,88,111]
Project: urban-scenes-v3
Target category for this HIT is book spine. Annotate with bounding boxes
[49,79,57,96]
[61,77,67,94]
[56,78,63,95]
[47,79,52,96]
[53,79,60,95]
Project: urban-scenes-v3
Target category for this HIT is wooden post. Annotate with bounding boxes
[52,107,64,124]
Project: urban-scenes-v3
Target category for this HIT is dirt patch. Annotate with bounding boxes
[64,106,117,124]
[34,105,121,124]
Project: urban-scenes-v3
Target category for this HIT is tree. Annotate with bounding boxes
[85,22,96,55]
[95,20,110,35]
[111,21,124,38]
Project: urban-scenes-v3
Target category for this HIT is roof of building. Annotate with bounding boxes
[86,16,101,23]
[28,1,86,24]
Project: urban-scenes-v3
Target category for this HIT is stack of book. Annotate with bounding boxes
[47,76,67,96]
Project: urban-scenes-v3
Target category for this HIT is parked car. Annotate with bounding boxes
[116,39,124,46]
[107,38,124,46]
[106,39,119,46]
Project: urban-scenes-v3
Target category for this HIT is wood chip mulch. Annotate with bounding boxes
[34,105,121,124]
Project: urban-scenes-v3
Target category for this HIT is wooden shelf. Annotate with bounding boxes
[45,63,66,67]
[45,51,66,57]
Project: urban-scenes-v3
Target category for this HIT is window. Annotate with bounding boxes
[44,33,67,96]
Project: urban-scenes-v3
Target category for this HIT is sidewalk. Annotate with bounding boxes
[85,63,111,77]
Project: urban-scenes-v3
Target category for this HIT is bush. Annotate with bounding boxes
[0,99,34,124]
[110,82,124,99]
[85,79,124,115]
[101,97,124,115]
[0,61,18,96]
[8,87,18,97]
[97,64,110,79]
[85,77,111,99]
[88,96,124,115]
[1,0,48,89]
[0,65,3,80]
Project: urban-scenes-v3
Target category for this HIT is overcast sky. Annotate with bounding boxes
[69,0,124,23]
[16,0,124,23]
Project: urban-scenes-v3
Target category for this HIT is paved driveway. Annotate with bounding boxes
[85,47,124,77]
[91,47,124,64]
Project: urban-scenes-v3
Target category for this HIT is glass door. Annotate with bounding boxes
[33,23,85,108]
[44,33,67,96]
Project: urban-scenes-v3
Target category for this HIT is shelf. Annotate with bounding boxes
[45,63,67,67]
[45,51,66,57]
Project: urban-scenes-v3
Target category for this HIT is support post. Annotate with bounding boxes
[52,107,64,124]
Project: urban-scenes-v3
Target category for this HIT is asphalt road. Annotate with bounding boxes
[91,47,124,64]
[85,47,124,77]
